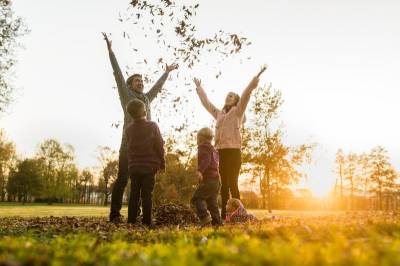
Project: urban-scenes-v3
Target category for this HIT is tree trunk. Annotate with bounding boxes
[259,174,266,209]
[83,183,87,204]
[87,188,91,204]
[378,184,382,210]
[23,193,27,204]
[103,196,108,206]
[363,178,369,210]
[261,192,266,209]
[350,179,354,210]
[266,169,272,213]
[0,168,5,202]
[339,164,343,209]
[103,183,108,206]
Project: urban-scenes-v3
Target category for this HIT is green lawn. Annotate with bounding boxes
[0,203,119,217]
[0,203,343,218]
[0,210,399,265]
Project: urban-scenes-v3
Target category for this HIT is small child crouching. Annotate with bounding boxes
[191,127,222,226]
[225,198,256,223]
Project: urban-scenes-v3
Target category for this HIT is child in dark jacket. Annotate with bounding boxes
[125,99,165,226]
[191,127,222,226]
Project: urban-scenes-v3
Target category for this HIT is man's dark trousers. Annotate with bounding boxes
[191,179,222,225]
[109,136,129,220]
[127,169,155,225]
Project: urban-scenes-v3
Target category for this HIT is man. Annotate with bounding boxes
[102,33,178,223]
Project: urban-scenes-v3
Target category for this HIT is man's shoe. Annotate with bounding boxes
[110,216,124,224]
[144,223,156,230]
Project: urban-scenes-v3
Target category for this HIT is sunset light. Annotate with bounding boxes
[1,0,399,265]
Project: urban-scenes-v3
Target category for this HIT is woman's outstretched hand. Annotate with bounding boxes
[193,78,201,88]
[257,64,268,78]
[248,64,267,89]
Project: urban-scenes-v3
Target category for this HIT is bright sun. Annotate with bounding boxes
[307,178,335,198]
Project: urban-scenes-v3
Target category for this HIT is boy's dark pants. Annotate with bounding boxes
[127,169,155,225]
[191,179,222,225]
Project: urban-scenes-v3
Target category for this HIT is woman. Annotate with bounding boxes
[193,74,260,219]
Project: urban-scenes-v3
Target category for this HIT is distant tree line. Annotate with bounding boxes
[332,147,399,210]
[1,83,398,211]
[0,131,199,206]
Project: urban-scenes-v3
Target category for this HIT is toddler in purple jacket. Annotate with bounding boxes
[190,127,222,226]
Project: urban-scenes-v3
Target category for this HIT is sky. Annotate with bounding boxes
[2,0,400,196]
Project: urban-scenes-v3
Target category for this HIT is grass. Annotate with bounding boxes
[0,203,116,217]
[1,205,399,265]
[0,203,342,218]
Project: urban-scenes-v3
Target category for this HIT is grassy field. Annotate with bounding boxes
[0,203,342,218]
[1,205,399,265]
[0,203,116,217]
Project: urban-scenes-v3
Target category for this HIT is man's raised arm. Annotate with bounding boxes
[146,63,178,102]
[102,32,129,108]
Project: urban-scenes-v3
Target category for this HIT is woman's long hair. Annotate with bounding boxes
[222,93,240,113]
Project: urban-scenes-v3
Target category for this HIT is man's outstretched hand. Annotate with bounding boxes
[102,32,112,51]
[165,63,179,73]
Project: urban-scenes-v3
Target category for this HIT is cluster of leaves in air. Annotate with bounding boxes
[125,0,251,71]
[111,1,252,159]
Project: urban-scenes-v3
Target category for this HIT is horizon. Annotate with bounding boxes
[1,0,400,197]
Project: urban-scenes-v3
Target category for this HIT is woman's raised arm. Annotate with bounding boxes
[236,76,260,117]
[194,78,220,119]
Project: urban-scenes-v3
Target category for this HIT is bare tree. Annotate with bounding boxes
[0,0,28,111]
[96,146,118,206]
[243,84,314,212]
[0,129,16,201]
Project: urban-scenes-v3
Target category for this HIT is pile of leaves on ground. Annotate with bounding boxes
[154,203,198,226]
[0,203,199,238]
